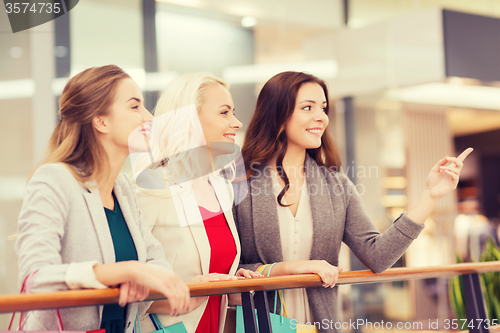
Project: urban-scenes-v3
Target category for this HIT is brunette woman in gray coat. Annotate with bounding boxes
[233,71,472,332]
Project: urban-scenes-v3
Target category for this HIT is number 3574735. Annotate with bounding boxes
[5,2,61,14]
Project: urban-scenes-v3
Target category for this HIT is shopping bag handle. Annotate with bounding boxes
[260,263,286,320]
[134,312,167,333]
[150,314,165,330]
[8,271,64,331]
[262,263,288,323]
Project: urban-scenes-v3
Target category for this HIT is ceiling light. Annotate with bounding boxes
[385,83,500,110]
[223,60,339,85]
[0,72,179,100]
[0,79,34,99]
[9,47,23,59]
[155,0,202,8]
[241,16,257,28]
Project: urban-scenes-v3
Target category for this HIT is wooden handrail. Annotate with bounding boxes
[1,261,499,313]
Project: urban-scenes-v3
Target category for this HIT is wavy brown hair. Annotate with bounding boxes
[37,65,130,184]
[242,71,341,206]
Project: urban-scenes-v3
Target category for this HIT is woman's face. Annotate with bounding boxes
[103,78,153,154]
[198,84,242,154]
[285,82,329,152]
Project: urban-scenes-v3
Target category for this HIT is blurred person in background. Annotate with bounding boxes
[15,65,190,333]
[454,198,493,261]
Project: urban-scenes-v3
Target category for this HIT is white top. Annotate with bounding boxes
[270,170,314,324]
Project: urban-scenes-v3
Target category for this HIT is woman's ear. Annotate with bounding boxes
[93,115,109,134]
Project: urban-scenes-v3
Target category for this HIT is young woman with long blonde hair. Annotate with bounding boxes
[134,73,259,333]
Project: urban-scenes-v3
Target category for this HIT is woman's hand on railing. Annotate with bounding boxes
[262,260,343,288]
[94,261,190,316]
[182,273,239,314]
[235,268,263,279]
[190,273,237,283]
[118,281,149,307]
[290,260,343,288]
[134,263,190,316]
[226,269,264,306]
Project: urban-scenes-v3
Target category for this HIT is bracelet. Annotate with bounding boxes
[257,264,268,275]
[266,262,277,277]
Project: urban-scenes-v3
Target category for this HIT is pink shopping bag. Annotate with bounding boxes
[5,271,106,333]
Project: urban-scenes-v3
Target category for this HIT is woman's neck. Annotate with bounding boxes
[192,174,210,189]
[98,143,128,200]
[198,146,215,178]
[191,147,213,192]
[272,145,306,175]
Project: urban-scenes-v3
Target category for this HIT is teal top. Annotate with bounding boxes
[100,192,138,333]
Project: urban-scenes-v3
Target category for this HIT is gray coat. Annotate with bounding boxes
[15,163,172,332]
[233,155,424,332]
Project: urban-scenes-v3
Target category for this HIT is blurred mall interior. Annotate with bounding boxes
[2,0,500,330]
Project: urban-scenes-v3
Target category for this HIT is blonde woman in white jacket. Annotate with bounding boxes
[134,73,260,333]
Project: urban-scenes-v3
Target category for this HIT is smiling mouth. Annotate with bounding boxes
[306,129,322,134]
[223,134,235,140]
[140,128,150,137]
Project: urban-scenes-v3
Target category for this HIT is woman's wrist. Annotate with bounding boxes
[93,261,140,286]
[407,190,440,225]
[124,261,140,282]
[423,188,440,202]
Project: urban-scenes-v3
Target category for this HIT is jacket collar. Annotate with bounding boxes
[82,180,115,264]
[304,155,336,261]
[82,176,148,264]
[169,173,240,275]
[250,164,284,263]
[250,154,336,262]
[114,176,147,262]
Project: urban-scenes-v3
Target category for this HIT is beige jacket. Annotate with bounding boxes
[136,173,241,333]
[15,163,172,333]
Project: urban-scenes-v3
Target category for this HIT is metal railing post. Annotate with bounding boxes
[462,273,490,333]
[254,290,273,333]
[241,292,258,333]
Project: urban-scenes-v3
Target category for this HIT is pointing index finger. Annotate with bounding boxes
[457,147,474,162]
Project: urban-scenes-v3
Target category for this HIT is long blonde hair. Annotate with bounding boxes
[133,73,234,191]
[38,65,130,184]
[156,72,228,116]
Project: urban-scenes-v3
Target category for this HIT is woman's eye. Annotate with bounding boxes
[322,107,328,113]
[221,110,229,115]
[303,106,312,111]
[132,105,139,110]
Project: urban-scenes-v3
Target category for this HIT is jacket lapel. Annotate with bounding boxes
[114,178,147,263]
[82,182,115,264]
[210,175,241,275]
[251,165,283,263]
[305,156,336,261]
[170,182,210,276]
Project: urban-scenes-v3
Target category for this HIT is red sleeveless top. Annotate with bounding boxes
[195,207,237,333]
